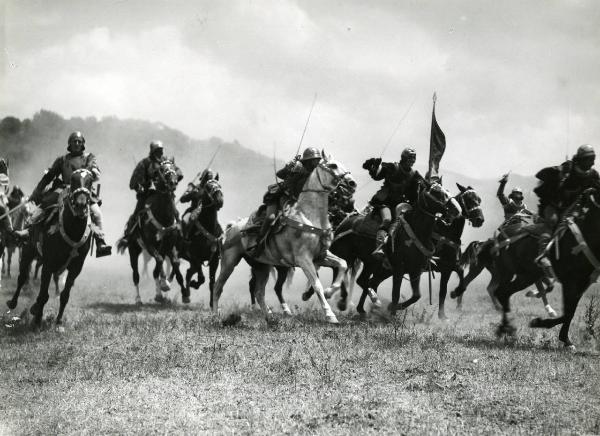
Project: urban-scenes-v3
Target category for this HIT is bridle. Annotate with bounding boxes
[457,188,482,217]
[417,183,455,221]
[302,161,349,194]
[201,179,222,208]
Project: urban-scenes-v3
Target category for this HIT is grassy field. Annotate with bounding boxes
[1,262,599,435]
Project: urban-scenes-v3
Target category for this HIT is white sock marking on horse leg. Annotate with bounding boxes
[281,303,292,315]
[545,304,557,318]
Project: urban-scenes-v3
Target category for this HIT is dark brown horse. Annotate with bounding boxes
[177,178,223,305]
[494,188,600,349]
[7,169,95,325]
[433,183,484,319]
[323,182,461,314]
[117,160,185,304]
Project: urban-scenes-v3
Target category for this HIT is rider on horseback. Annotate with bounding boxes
[534,144,600,283]
[121,140,184,243]
[497,173,533,227]
[249,147,322,256]
[16,132,112,257]
[180,168,219,239]
[362,147,423,257]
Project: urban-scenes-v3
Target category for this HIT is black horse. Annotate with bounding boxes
[432,183,484,319]
[177,178,224,305]
[323,182,461,314]
[117,160,185,304]
[492,188,600,349]
[7,169,95,325]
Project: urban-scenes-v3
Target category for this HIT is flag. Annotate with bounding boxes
[427,93,446,181]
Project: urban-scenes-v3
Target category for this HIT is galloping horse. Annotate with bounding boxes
[212,152,350,323]
[7,169,96,324]
[328,181,461,314]
[178,177,223,305]
[247,172,358,315]
[117,160,185,304]
[432,183,484,319]
[492,187,600,349]
[0,194,14,290]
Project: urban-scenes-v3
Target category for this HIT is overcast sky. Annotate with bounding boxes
[1,0,599,179]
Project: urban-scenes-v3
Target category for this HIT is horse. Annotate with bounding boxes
[2,186,27,278]
[7,169,96,324]
[432,183,485,320]
[450,238,557,317]
[117,160,186,304]
[325,181,461,315]
[0,194,15,290]
[177,177,224,305]
[493,188,600,349]
[246,172,359,315]
[212,152,350,324]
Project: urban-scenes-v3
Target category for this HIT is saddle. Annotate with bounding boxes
[350,210,381,239]
[490,221,545,256]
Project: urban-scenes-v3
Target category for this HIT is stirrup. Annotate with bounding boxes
[96,241,112,258]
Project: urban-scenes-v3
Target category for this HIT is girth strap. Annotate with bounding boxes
[56,200,92,274]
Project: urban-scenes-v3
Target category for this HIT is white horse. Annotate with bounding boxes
[212,152,349,323]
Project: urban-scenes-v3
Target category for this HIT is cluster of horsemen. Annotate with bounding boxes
[0,131,599,348]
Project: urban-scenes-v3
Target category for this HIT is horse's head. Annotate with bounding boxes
[329,172,357,213]
[69,168,94,217]
[202,178,224,210]
[456,183,484,228]
[308,150,350,194]
[419,181,461,223]
[156,160,179,192]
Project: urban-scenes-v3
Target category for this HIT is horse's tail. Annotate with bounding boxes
[116,237,128,254]
[460,241,482,268]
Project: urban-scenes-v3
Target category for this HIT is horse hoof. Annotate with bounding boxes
[325,314,339,324]
[438,313,448,321]
[182,296,191,304]
[337,300,347,312]
[6,300,17,310]
[56,318,63,325]
[281,303,292,316]
[154,295,166,304]
[301,291,312,302]
[496,323,516,337]
[529,317,543,328]
[160,282,171,293]
[30,304,41,316]
[565,344,576,353]
[135,299,143,306]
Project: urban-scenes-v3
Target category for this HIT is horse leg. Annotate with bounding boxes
[212,246,243,312]
[389,270,404,315]
[319,251,348,297]
[30,265,52,325]
[253,264,273,321]
[128,242,142,305]
[275,266,291,316]
[248,267,257,306]
[7,242,35,310]
[533,280,557,318]
[454,264,465,310]
[6,247,12,278]
[56,267,80,324]
[438,268,451,320]
[451,260,485,299]
[208,256,218,299]
[495,273,535,337]
[298,259,338,324]
[53,273,61,296]
[398,272,421,311]
[170,258,186,303]
[153,256,168,303]
[355,265,373,314]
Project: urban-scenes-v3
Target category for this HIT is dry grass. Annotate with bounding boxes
[1,266,599,435]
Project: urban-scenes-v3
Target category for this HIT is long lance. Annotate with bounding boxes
[0,201,26,221]
[356,96,416,193]
[295,93,318,158]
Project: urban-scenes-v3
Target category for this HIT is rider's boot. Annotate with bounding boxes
[535,233,557,287]
[91,204,112,257]
[249,213,275,258]
[371,229,389,259]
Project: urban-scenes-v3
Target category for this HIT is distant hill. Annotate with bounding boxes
[0,110,539,243]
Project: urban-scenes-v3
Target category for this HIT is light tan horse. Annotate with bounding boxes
[212,152,349,323]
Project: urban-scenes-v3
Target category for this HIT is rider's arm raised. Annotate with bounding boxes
[497,177,509,206]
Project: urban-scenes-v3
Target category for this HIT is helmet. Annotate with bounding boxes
[401,147,416,161]
[67,131,85,152]
[575,144,595,160]
[149,140,164,155]
[300,147,321,162]
[509,187,523,199]
[200,168,217,184]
